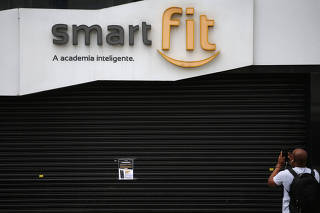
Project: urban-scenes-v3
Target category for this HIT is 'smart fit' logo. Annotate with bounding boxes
[158,7,220,68]
[52,7,219,68]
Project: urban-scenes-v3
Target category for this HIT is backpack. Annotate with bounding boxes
[288,168,320,213]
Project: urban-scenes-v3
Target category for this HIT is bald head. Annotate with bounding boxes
[292,148,308,167]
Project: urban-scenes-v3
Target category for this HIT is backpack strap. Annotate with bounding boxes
[288,167,298,178]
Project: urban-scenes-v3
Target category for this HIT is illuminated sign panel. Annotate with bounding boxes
[1,0,318,96]
[1,0,251,96]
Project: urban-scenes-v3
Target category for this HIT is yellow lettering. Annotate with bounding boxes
[158,7,220,68]
[162,7,183,50]
[186,19,194,51]
[200,15,216,51]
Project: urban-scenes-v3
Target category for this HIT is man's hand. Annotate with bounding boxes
[268,151,285,187]
[276,151,285,168]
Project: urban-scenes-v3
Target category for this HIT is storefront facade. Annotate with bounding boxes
[0,0,319,212]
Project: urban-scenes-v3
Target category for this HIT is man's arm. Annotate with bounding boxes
[268,151,285,187]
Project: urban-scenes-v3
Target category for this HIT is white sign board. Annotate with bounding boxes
[0,0,254,95]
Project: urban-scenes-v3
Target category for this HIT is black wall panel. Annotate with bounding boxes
[0,71,309,212]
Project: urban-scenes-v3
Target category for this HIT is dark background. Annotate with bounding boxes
[0,0,141,10]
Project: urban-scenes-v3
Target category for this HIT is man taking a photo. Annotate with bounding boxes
[268,148,320,213]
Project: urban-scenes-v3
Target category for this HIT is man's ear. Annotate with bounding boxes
[288,152,295,166]
[288,152,293,160]
[288,152,294,164]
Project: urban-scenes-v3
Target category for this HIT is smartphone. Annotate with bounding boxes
[282,149,289,162]
[281,148,289,169]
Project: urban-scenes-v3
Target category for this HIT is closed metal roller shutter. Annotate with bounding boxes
[0,71,309,213]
